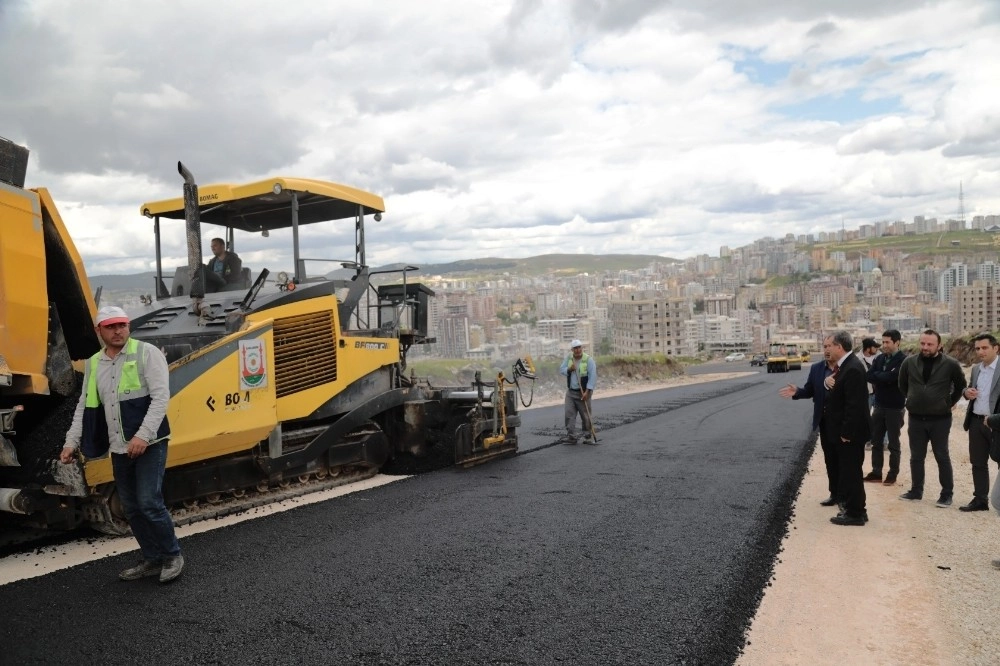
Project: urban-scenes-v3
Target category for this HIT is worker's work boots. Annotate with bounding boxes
[159,554,185,584]
[119,560,161,581]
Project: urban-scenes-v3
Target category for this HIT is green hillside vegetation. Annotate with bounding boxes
[808,229,999,258]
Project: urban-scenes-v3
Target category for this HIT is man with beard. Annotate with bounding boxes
[898,329,967,507]
[779,336,841,507]
[823,331,872,526]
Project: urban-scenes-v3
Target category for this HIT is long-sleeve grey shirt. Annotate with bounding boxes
[559,354,597,391]
[64,339,171,454]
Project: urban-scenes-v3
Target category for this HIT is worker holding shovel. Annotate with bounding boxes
[559,339,598,445]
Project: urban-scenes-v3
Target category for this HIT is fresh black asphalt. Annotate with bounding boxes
[1,366,815,665]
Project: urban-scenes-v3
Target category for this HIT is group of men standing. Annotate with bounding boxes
[781,328,997,528]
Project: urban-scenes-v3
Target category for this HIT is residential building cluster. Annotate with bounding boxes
[403,213,1000,361]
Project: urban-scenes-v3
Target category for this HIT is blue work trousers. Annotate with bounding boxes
[111,441,181,562]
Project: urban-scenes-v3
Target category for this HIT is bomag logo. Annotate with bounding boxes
[355,341,388,350]
[199,193,220,202]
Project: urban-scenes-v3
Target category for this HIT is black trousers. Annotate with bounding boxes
[870,406,903,476]
[968,418,993,500]
[838,436,867,517]
[818,427,841,500]
[907,416,953,495]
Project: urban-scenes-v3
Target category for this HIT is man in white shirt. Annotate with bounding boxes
[961,333,1000,512]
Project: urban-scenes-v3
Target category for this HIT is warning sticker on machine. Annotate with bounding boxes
[239,339,268,390]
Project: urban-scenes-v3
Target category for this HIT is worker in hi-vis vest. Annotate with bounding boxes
[60,305,185,584]
[559,339,598,444]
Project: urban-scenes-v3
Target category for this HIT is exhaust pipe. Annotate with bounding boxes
[178,161,205,298]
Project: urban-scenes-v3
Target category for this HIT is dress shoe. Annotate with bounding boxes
[883,474,897,486]
[959,498,989,512]
[837,509,869,523]
[935,493,953,508]
[863,472,882,482]
[830,514,866,526]
[819,496,838,506]
[899,490,923,501]
[992,558,1000,570]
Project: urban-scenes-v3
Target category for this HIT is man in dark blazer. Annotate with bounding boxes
[824,330,872,526]
[779,336,840,506]
[960,333,1000,511]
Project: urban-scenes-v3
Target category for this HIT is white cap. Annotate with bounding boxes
[570,339,583,349]
[95,305,130,327]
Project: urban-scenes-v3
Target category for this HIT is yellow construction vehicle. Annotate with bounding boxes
[1,142,527,532]
[786,343,802,371]
[765,342,788,373]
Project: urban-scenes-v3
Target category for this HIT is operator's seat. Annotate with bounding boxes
[171,267,190,296]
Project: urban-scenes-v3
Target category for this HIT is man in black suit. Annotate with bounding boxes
[779,336,841,507]
[960,333,1000,511]
[823,330,872,526]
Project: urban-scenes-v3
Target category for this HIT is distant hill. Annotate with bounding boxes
[409,253,676,277]
[89,272,159,291]
[88,254,678,288]
[808,228,1000,260]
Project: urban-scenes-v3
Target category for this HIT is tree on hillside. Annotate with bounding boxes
[598,337,611,355]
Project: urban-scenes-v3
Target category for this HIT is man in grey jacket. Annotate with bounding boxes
[898,329,967,507]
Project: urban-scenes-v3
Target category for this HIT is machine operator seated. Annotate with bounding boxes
[205,237,244,292]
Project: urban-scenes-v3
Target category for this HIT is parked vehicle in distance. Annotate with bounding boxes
[750,353,767,367]
[725,352,746,362]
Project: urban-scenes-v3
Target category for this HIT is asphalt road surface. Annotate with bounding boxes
[2,366,815,665]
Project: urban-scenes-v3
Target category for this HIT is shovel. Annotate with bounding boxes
[582,394,598,445]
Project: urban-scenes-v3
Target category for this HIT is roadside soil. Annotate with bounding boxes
[739,399,1000,666]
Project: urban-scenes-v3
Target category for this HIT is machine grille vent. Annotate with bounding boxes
[273,311,337,397]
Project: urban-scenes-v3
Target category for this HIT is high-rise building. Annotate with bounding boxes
[937,263,968,303]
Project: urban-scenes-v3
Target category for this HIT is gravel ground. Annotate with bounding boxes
[739,397,1000,666]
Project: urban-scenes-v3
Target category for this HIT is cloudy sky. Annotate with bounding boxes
[3,0,999,275]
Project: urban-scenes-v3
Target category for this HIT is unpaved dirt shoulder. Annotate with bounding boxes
[739,404,1000,666]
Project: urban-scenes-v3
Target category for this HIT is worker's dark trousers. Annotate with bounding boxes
[112,441,181,562]
[564,389,592,439]
[907,416,953,496]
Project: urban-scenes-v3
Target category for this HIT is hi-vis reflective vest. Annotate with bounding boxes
[81,337,170,458]
[565,352,591,391]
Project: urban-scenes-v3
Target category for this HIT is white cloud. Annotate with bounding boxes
[1,0,998,274]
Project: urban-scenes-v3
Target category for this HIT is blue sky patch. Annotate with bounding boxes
[772,88,902,123]
[731,53,791,86]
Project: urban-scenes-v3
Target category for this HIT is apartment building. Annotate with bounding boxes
[951,282,1000,335]
[609,294,691,356]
